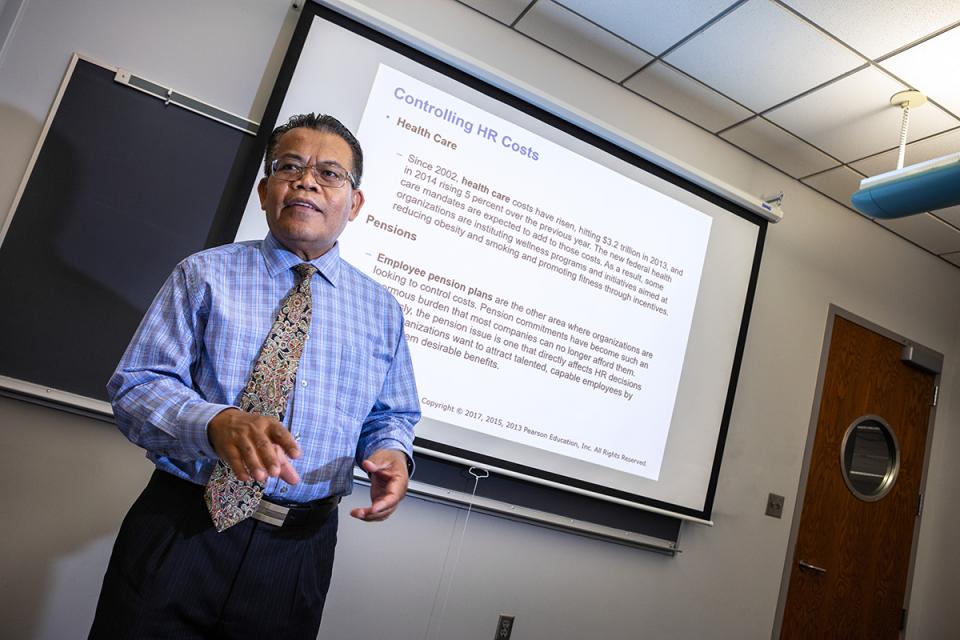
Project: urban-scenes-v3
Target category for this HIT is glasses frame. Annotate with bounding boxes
[269,159,357,189]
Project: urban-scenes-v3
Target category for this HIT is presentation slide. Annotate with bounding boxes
[358,63,712,479]
[234,11,761,518]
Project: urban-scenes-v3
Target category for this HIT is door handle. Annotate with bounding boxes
[799,560,827,574]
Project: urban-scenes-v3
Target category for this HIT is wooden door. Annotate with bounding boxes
[780,316,936,639]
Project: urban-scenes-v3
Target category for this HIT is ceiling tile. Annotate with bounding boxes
[766,67,959,162]
[850,127,960,176]
[940,250,960,267]
[663,0,864,112]
[878,213,960,254]
[457,0,532,24]
[932,204,960,228]
[782,0,960,59]
[556,0,734,55]
[624,61,753,132]
[721,117,838,178]
[881,26,960,117]
[802,165,865,207]
[516,0,652,81]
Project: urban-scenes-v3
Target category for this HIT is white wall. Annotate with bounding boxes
[1,0,959,638]
[0,0,18,52]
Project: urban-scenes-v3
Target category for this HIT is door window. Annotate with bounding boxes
[840,416,899,501]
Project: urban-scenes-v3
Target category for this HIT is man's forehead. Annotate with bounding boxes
[274,151,344,167]
[276,128,351,157]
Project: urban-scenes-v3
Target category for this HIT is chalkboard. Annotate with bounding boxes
[0,56,256,403]
[0,53,683,551]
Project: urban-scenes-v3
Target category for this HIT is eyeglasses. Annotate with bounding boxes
[269,159,357,189]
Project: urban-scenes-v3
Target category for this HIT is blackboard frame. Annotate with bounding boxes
[0,54,257,414]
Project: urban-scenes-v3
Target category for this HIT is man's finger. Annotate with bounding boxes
[224,448,253,482]
[361,459,383,474]
[269,422,302,459]
[362,458,401,480]
[350,504,396,521]
[253,435,281,476]
[349,482,401,521]
[350,507,369,520]
[369,492,400,515]
[279,460,300,485]
[274,445,301,485]
[237,442,268,483]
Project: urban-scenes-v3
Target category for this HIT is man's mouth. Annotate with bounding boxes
[284,198,321,211]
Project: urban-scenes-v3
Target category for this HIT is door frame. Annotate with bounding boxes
[771,305,943,639]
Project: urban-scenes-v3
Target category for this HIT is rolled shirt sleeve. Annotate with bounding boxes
[107,261,231,461]
[355,318,420,470]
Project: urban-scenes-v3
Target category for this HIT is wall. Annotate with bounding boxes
[1,0,958,638]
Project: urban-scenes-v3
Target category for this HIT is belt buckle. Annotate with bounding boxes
[252,499,289,527]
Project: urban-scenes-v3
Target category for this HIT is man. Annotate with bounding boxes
[90,113,419,639]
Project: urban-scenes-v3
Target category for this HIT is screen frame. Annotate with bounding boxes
[218,1,767,523]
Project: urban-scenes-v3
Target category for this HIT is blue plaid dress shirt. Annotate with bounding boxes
[108,233,420,502]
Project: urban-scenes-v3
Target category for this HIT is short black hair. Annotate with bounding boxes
[263,113,363,187]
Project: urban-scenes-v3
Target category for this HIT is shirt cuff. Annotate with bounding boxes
[179,401,235,459]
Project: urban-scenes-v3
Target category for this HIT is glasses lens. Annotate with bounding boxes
[312,164,348,187]
[272,160,303,180]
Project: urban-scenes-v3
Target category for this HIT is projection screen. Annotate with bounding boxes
[233,3,765,522]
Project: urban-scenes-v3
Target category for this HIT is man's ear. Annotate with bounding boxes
[348,189,365,221]
[257,177,268,209]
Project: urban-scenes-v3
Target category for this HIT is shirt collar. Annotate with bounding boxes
[261,232,342,286]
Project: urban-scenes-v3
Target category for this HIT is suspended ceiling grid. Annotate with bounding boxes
[456,0,960,266]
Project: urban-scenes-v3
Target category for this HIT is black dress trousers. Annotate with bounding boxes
[89,470,338,640]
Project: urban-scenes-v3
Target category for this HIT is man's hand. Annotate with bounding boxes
[350,449,410,522]
[207,408,301,484]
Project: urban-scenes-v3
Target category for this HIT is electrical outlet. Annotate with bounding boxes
[495,614,515,640]
[766,493,785,518]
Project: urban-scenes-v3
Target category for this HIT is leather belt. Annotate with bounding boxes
[151,469,339,529]
[252,495,340,528]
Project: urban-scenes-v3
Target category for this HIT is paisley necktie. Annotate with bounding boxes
[204,262,317,532]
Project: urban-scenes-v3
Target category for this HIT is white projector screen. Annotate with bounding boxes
[233,5,764,522]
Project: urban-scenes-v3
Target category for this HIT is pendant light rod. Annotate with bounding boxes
[890,90,927,170]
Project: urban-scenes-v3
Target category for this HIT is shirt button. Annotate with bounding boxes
[301,380,308,387]
[295,433,301,441]
[280,486,288,494]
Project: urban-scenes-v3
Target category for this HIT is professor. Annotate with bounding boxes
[90,113,420,638]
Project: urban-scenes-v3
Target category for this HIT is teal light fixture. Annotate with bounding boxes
[850,91,960,219]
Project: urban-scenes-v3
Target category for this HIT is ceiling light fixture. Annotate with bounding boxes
[850,90,960,219]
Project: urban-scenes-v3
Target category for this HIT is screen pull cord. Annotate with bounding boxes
[421,466,489,640]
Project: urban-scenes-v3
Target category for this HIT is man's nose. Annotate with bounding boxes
[293,168,320,191]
